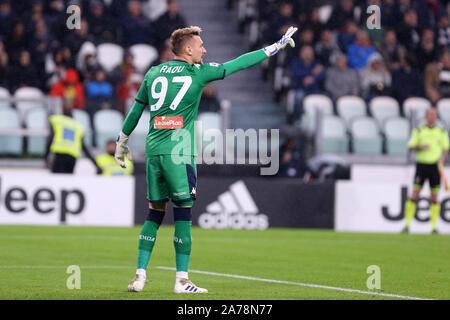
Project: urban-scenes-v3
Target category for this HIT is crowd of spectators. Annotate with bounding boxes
[0,0,205,117]
[251,0,450,120]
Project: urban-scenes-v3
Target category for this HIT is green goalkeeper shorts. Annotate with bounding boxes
[146,154,197,203]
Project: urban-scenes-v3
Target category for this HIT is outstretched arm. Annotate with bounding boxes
[223,26,298,78]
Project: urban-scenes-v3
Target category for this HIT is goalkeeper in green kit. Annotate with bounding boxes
[115,25,297,293]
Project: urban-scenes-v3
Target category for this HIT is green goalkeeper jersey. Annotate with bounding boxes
[121,49,267,156]
[137,60,225,156]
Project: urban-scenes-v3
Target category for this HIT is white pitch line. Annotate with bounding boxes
[155,266,433,300]
[0,266,133,269]
[0,265,434,300]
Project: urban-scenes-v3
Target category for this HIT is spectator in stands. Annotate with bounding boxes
[120,0,153,47]
[416,0,444,29]
[116,71,143,114]
[199,85,220,113]
[152,0,186,50]
[337,20,359,53]
[158,39,175,63]
[424,47,450,104]
[375,29,406,71]
[110,51,135,85]
[415,28,440,71]
[87,0,116,44]
[325,54,360,101]
[314,29,342,67]
[278,137,306,178]
[360,52,392,100]
[9,50,40,92]
[0,39,8,88]
[47,0,72,43]
[50,68,85,110]
[436,13,450,47]
[289,45,325,117]
[85,68,115,115]
[396,8,421,51]
[380,0,398,28]
[46,46,76,90]
[264,1,296,44]
[64,20,94,60]
[0,0,14,40]
[392,54,424,104]
[300,6,323,43]
[86,69,113,100]
[96,140,133,176]
[285,27,315,67]
[347,29,376,71]
[395,0,414,20]
[30,18,58,79]
[327,0,356,31]
[5,19,29,63]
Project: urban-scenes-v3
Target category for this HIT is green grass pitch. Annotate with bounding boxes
[0,225,449,300]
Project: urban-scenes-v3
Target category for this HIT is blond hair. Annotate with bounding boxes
[170,26,202,55]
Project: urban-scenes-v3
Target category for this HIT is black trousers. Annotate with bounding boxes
[52,153,76,174]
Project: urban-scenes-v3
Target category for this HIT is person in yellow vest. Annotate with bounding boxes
[45,107,101,174]
[96,140,134,176]
[403,108,449,234]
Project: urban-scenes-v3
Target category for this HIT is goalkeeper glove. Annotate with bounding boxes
[263,26,298,57]
[115,131,132,168]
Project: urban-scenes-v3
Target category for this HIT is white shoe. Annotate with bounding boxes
[127,274,147,292]
[174,278,208,294]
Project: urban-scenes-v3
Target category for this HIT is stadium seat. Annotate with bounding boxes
[384,117,410,156]
[25,107,48,156]
[350,117,382,155]
[72,109,93,147]
[129,110,150,152]
[403,97,431,121]
[93,110,124,149]
[129,44,158,74]
[437,99,450,129]
[318,5,333,24]
[14,87,44,122]
[369,96,400,127]
[0,109,23,155]
[0,87,11,110]
[97,43,124,72]
[320,116,348,154]
[76,41,97,71]
[196,112,224,158]
[301,94,334,133]
[336,95,367,126]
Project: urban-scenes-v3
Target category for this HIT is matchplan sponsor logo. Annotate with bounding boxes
[198,180,269,230]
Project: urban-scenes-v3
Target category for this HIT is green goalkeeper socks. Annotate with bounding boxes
[404,199,416,228]
[173,220,192,272]
[136,217,161,270]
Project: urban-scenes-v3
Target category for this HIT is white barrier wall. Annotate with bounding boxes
[336,165,450,234]
[0,171,134,226]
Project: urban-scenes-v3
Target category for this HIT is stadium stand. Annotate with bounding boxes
[350,116,383,155]
[384,116,410,156]
[72,108,94,147]
[2,0,450,167]
[24,107,48,156]
[0,108,23,155]
[93,109,124,149]
[320,115,348,154]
